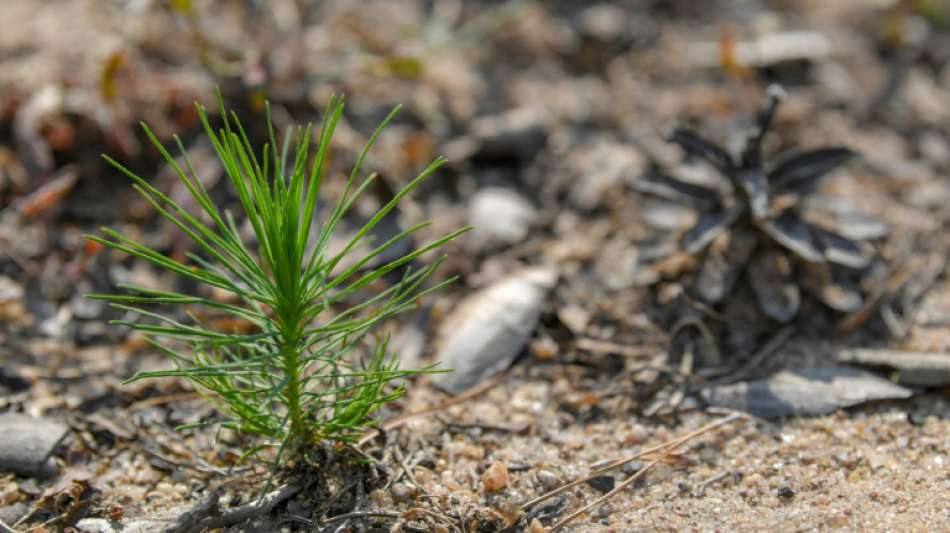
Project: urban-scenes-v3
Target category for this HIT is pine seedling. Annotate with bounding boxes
[87,94,468,466]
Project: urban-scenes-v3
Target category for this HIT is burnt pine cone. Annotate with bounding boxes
[642,87,878,322]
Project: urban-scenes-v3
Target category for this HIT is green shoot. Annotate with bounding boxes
[87,94,468,465]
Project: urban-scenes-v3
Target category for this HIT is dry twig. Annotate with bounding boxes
[128,392,202,411]
[162,482,302,533]
[0,518,21,533]
[696,470,732,497]
[521,413,745,531]
[321,510,400,524]
[838,263,913,333]
[573,338,654,359]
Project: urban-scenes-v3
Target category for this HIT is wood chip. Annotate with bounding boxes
[0,414,68,476]
[701,367,913,419]
[433,267,556,394]
[836,349,950,387]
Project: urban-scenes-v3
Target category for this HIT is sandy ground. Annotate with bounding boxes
[0,0,949,531]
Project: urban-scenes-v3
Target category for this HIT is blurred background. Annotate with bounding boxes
[3,0,950,361]
[2,0,950,528]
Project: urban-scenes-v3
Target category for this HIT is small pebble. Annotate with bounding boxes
[482,461,509,492]
[593,503,614,519]
[390,482,415,503]
[579,4,627,41]
[908,411,929,426]
[536,469,561,492]
[825,512,850,528]
[530,336,559,360]
[74,518,116,533]
[624,424,650,445]
[586,475,615,494]
[0,502,28,526]
[471,108,547,160]
[417,454,436,470]
[528,518,546,533]
[74,518,156,533]
[777,486,797,501]
[621,461,644,476]
[469,187,537,246]
[699,446,719,465]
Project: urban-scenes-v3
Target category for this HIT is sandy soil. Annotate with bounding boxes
[0,0,949,531]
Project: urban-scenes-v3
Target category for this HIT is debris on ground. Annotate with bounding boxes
[0,414,68,476]
[701,367,914,419]
[2,0,950,530]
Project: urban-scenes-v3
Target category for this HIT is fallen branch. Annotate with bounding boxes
[161,491,219,533]
[162,482,302,533]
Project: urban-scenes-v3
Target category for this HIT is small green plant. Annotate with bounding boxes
[88,94,467,466]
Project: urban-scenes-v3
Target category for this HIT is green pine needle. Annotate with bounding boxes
[88,92,468,465]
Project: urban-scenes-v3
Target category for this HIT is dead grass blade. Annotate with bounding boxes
[573,338,654,359]
[521,412,746,531]
[0,518,21,533]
